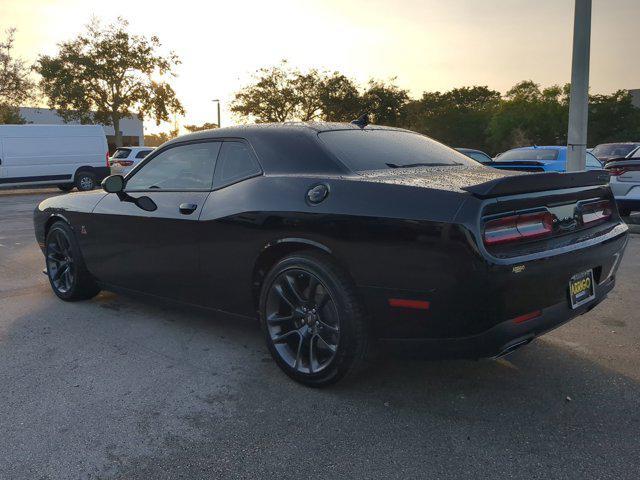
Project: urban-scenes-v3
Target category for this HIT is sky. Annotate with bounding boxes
[2,0,639,133]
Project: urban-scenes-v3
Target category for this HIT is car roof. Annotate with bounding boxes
[115,146,154,150]
[159,122,413,176]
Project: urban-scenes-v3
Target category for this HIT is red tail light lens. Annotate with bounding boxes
[608,165,640,176]
[106,151,110,167]
[581,200,612,225]
[116,160,134,166]
[484,212,553,246]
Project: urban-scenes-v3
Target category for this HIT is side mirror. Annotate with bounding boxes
[102,175,125,193]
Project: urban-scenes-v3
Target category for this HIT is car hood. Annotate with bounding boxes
[37,190,109,214]
[354,165,522,193]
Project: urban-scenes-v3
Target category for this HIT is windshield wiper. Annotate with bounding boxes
[386,162,460,169]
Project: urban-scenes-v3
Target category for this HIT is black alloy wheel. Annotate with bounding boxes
[45,222,100,301]
[260,252,371,387]
[46,228,76,294]
[265,268,340,374]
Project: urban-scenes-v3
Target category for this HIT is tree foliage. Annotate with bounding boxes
[0,28,35,124]
[406,86,500,152]
[232,63,640,154]
[35,17,184,146]
[184,122,219,132]
[231,61,407,124]
[143,127,179,147]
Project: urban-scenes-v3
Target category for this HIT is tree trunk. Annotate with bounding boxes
[112,115,122,148]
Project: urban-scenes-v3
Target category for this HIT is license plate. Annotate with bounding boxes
[569,269,595,309]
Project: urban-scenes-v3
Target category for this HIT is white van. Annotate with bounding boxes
[0,125,110,191]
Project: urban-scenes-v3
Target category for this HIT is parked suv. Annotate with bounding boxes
[109,146,154,175]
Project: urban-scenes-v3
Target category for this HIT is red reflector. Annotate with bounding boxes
[388,298,430,310]
[512,310,542,324]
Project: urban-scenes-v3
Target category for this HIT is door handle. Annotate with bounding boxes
[179,203,198,215]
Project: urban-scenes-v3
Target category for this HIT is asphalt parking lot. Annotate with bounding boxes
[1,189,640,479]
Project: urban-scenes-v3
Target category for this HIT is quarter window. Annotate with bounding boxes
[213,141,261,188]
[126,142,221,191]
[135,149,153,159]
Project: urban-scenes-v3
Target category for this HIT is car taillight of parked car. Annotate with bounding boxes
[106,151,110,167]
[608,165,640,176]
[111,160,134,166]
[483,211,553,246]
[580,200,612,226]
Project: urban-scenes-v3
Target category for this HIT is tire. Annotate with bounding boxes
[259,251,371,387]
[619,207,631,217]
[45,221,101,301]
[57,184,74,192]
[75,171,96,191]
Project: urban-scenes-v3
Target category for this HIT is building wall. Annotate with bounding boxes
[19,107,144,152]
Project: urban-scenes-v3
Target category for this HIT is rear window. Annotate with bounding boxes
[135,149,153,159]
[318,129,473,172]
[496,148,559,162]
[112,148,131,159]
[592,144,638,157]
[465,151,492,163]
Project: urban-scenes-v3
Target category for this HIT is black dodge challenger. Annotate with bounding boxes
[34,122,629,386]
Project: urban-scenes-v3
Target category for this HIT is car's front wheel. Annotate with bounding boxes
[259,252,371,387]
[45,221,100,301]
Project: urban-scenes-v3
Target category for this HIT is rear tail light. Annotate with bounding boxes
[106,151,110,167]
[607,165,640,176]
[483,211,553,246]
[581,200,612,225]
[116,160,134,166]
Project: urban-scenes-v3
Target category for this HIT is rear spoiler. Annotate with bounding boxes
[463,170,610,199]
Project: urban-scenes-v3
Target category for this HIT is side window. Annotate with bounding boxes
[126,142,221,191]
[586,152,602,168]
[213,141,261,188]
[135,149,153,159]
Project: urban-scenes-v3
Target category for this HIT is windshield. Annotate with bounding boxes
[318,129,473,172]
[592,143,638,157]
[496,148,559,162]
[112,148,131,159]
[464,151,492,163]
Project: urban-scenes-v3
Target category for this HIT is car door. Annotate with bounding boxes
[86,140,221,302]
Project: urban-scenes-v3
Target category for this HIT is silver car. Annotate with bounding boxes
[109,146,155,175]
[607,146,640,216]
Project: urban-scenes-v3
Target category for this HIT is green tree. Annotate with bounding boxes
[0,28,35,124]
[35,17,184,147]
[184,122,219,132]
[588,90,640,145]
[231,61,363,123]
[406,86,500,151]
[143,127,179,147]
[486,81,569,153]
[361,79,409,127]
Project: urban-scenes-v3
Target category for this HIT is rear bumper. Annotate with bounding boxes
[380,274,616,359]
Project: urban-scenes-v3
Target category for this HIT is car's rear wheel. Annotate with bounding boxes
[45,222,100,301]
[259,252,371,387]
[75,171,96,191]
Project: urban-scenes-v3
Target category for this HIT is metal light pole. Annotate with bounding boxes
[566,0,592,172]
[212,99,221,128]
